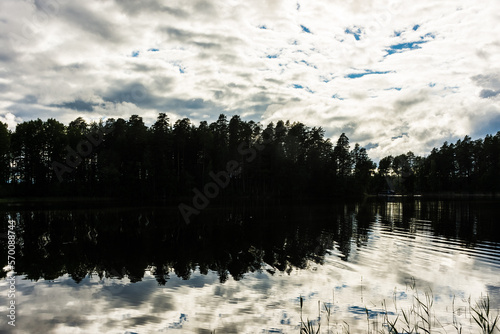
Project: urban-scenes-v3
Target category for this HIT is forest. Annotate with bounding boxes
[0,113,499,199]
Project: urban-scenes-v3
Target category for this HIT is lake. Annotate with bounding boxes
[1,198,499,333]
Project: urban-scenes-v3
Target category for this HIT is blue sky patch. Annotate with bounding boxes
[320,74,335,83]
[345,69,391,79]
[292,84,314,93]
[392,133,408,140]
[472,114,500,137]
[168,313,187,329]
[393,30,403,37]
[131,50,140,57]
[386,87,402,91]
[298,60,317,69]
[413,24,420,31]
[148,48,159,52]
[300,25,311,33]
[332,94,344,100]
[171,62,185,73]
[267,54,278,59]
[421,32,436,39]
[345,27,362,40]
[259,25,267,30]
[385,41,427,55]
[429,82,436,88]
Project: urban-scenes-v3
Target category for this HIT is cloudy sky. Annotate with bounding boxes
[1,0,499,160]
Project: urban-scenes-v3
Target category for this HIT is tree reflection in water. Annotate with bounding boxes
[1,198,498,285]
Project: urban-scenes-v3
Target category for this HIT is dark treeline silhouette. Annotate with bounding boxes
[0,113,499,198]
[1,198,497,284]
[0,113,375,198]
[377,133,500,194]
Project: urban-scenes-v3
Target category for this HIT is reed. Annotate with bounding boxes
[297,286,500,334]
[300,295,321,334]
[470,295,499,334]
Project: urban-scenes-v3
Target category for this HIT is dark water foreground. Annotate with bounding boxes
[1,198,499,333]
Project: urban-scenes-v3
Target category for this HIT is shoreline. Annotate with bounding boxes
[1,191,499,206]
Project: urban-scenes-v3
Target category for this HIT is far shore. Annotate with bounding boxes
[372,192,499,199]
[0,192,499,206]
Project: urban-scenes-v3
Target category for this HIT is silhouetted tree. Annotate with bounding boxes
[0,122,11,187]
[149,113,174,198]
[11,119,45,187]
[333,133,352,178]
[351,143,375,194]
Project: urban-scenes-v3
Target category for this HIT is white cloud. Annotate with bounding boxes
[0,111,22,129]
[0,0,499,160]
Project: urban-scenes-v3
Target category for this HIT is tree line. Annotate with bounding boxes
[0,113,498,198]
[376,133,500,194]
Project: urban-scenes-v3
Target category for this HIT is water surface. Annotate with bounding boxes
[1,198,499,333]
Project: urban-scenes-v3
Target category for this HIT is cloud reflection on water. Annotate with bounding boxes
[0,199,499,333]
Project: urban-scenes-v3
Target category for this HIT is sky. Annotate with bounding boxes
[1,0,499,160]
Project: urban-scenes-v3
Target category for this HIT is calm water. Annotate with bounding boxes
[1,198,499,333]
